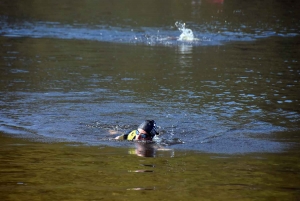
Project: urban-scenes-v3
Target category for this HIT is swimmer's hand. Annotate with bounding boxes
[115,135,124,140]
[109,129,122,135]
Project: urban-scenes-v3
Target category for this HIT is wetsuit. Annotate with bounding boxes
[118,130,153,141]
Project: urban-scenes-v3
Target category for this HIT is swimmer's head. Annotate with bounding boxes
[138,120,159,137]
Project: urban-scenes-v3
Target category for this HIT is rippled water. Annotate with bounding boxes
[1,134,300,201]
[1,0,300,200]
[1,0,300,154]
[0,15,297,47]
[1,36,299,153]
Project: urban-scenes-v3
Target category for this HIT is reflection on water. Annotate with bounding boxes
[1,0,299,46]
[0,35,299,153]
[0,0,300,200]
[128,142,175,157]
[0,17,297,47]
[0,134,299,200]
[129,143,157,157]
[0,0,299,160]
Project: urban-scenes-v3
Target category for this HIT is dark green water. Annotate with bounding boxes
[0,0,300,200]
[1,134,300,201]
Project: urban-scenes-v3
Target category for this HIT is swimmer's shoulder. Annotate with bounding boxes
[115,130,139,141]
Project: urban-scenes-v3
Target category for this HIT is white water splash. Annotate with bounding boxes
[175,21,195,41]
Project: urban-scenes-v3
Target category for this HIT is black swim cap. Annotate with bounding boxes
[138,120,159,136]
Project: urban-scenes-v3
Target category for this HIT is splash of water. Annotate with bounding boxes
[175,21,195,41]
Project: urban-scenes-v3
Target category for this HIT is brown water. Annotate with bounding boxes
[1,0,300,200]
[1,134,300,201]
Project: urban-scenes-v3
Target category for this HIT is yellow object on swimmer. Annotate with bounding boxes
[115,120,159,141]
[127,130,139,140]
[116,130,139,140]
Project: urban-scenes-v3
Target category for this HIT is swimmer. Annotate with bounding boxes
[115,120,159,141]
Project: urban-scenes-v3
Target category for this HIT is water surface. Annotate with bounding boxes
[0,134,299,201]
[0,0,300,200]
[1,35,299,153]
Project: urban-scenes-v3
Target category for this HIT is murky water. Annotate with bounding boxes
[0,0,300,200]
[1,134,300,201]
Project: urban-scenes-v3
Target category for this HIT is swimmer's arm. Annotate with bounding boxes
[108,129,123,135]
[108,129,124,140]
[115,130,137,140]
[115,135,125,140]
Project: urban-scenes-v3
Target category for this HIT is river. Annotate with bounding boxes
[0,0,300,200]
